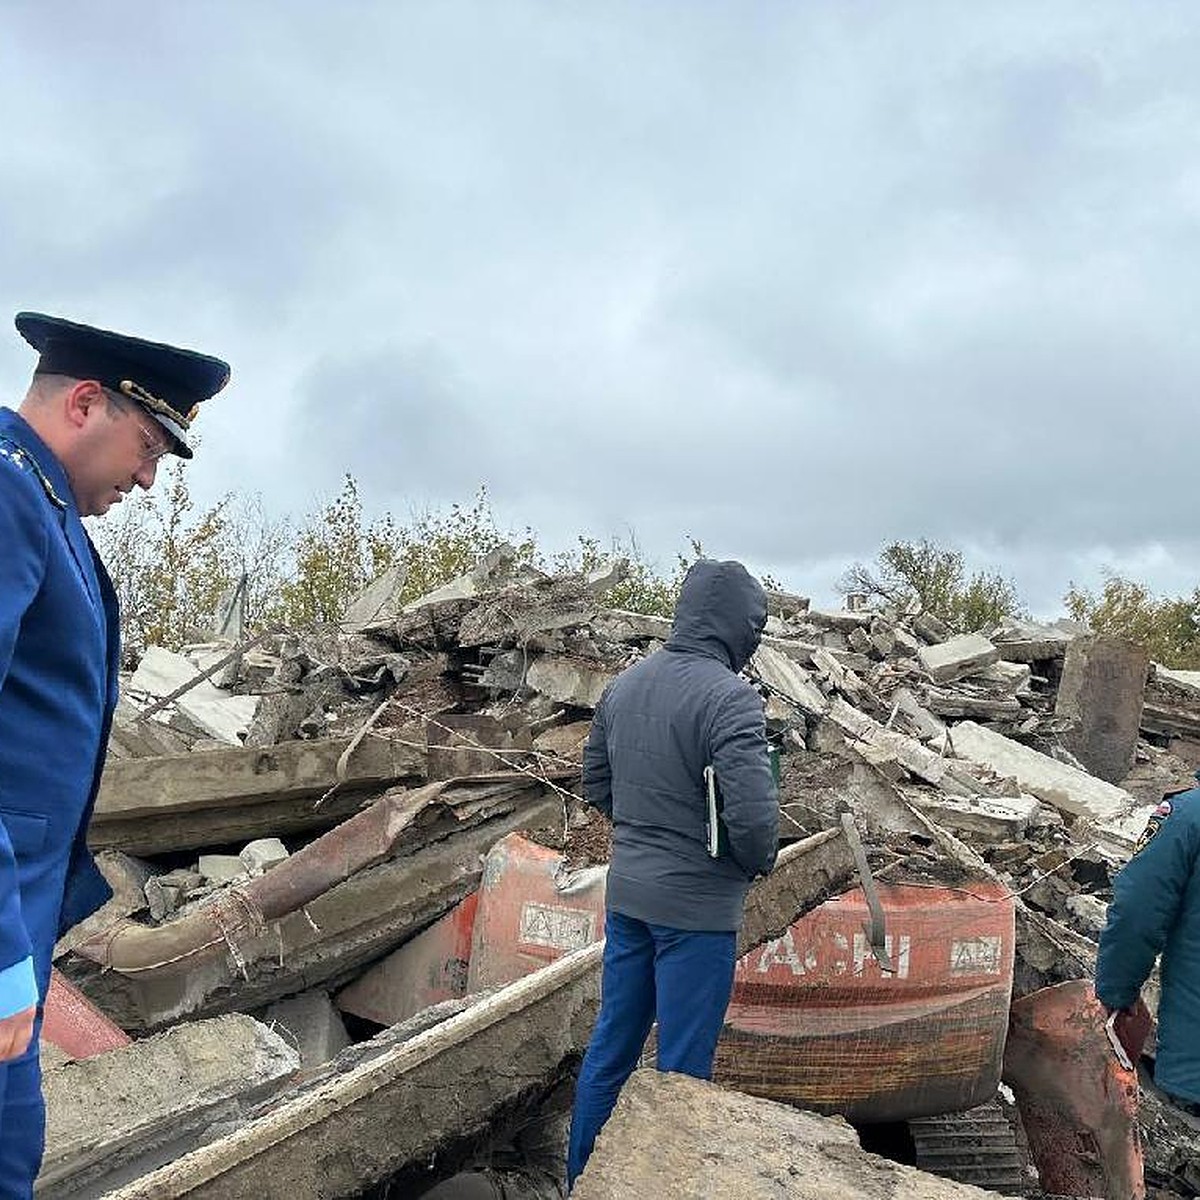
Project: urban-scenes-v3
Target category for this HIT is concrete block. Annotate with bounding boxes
[341,563,410,631]
[198,854,246,886]
[525,655,616,709]
[572,1070,1004,1199]
[128,646,259,746]
[977,660,1033,693]
[239,838,289,876]
[583,558,628,598]
[1054,635,1149,784]
[263,989,351,1073]
[948,721,1132,822]
[38,1014,298,1198]
[910,793,1040,840]
[749,645,829,717]
[918,633,1000,683]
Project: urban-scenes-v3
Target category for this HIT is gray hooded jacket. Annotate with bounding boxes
[583,559,779,932]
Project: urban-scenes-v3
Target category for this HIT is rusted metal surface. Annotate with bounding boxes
[336,891,479,1027]
[466,833,606,991]
[716,879,1016,1122]
[1003,979,1145,1200]
[42,969,131,1060]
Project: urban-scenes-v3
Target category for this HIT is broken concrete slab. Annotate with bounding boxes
[825,700,983,796]
[948,721,1132,822]
[198,854,246,886]
[582,558,628,599]
[749,645,829,718]
[1055,635,1149,784]
[987,617,1082,663]
[976,660,1033,693]
[128,645,261,746]
[909,793,1040,841]
[572,1070,1012,1199]
[531,720,592,764]
[405,544,541,612]
[91,733,426,855]
[38,1014,298,1199]
[340,564,410,632]
[524,655,616,709]
[917,633,1000,684]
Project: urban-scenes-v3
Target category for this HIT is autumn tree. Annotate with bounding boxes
[1064,575,1200,667]
[839,538,1026,633]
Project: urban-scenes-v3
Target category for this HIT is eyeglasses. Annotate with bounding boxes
[103,388,173,462]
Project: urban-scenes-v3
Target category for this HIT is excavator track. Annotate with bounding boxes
[909,1099,1028,1194]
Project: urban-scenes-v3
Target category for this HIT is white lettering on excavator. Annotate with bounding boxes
[753,930,910,979]
[518,902,597,951]
[852,933,911,979]
[949,936,1002,976]
[754,929,817,975]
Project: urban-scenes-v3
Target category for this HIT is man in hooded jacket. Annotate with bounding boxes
[566,559,779,1189]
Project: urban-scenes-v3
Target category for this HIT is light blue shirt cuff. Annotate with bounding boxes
[0,956,37,1019]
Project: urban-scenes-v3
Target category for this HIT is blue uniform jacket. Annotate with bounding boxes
[0,408,116,1020]
[1096,786,1200,1104]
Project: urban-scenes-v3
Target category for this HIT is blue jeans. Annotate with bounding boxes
[566,911,736,1190]
[0,1046,43,1200]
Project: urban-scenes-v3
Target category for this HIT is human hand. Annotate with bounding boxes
[0,1006,35,1062]
[1103,998,1153,1068]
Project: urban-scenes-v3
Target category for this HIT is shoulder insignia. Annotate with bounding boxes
[0,436,67,510]
[1133,799,1176,856]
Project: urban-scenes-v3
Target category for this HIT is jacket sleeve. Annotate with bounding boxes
[582,692,613,819]
[1096,799,1200,1011]
[710,682,778,879]
[0,455,48,1015]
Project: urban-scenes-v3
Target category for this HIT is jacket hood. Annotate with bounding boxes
[666,559,767,671]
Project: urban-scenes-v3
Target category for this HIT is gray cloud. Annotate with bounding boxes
[3,2,1200,618]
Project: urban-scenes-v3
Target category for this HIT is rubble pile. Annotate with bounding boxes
[38,547,1200,1197]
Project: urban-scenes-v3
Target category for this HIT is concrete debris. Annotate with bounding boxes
[39,1013,298,1198]
[917,631,1001,683]
[571,1070,1011,1199]
[262,989,351,1074]
[340,563,410,632]
[67,782,562,1031]
[524,654,616,709]
[94,830,853,1200]
[92,732,426,854]
[1055,634,1150,783]
[56,552,1200,1196]
[127,645,261,745]
[947,720,1133,821]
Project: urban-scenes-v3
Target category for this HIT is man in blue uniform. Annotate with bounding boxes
[0,313,229,1195]
[566,559,779,1190]
[1096,784,1200,1115]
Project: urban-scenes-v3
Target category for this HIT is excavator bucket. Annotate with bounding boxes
[1003,979,1144,1200]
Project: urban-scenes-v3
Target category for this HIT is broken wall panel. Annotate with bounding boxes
[90,733,427,855]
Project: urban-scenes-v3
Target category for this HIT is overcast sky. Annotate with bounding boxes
[2,2,1199,615]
